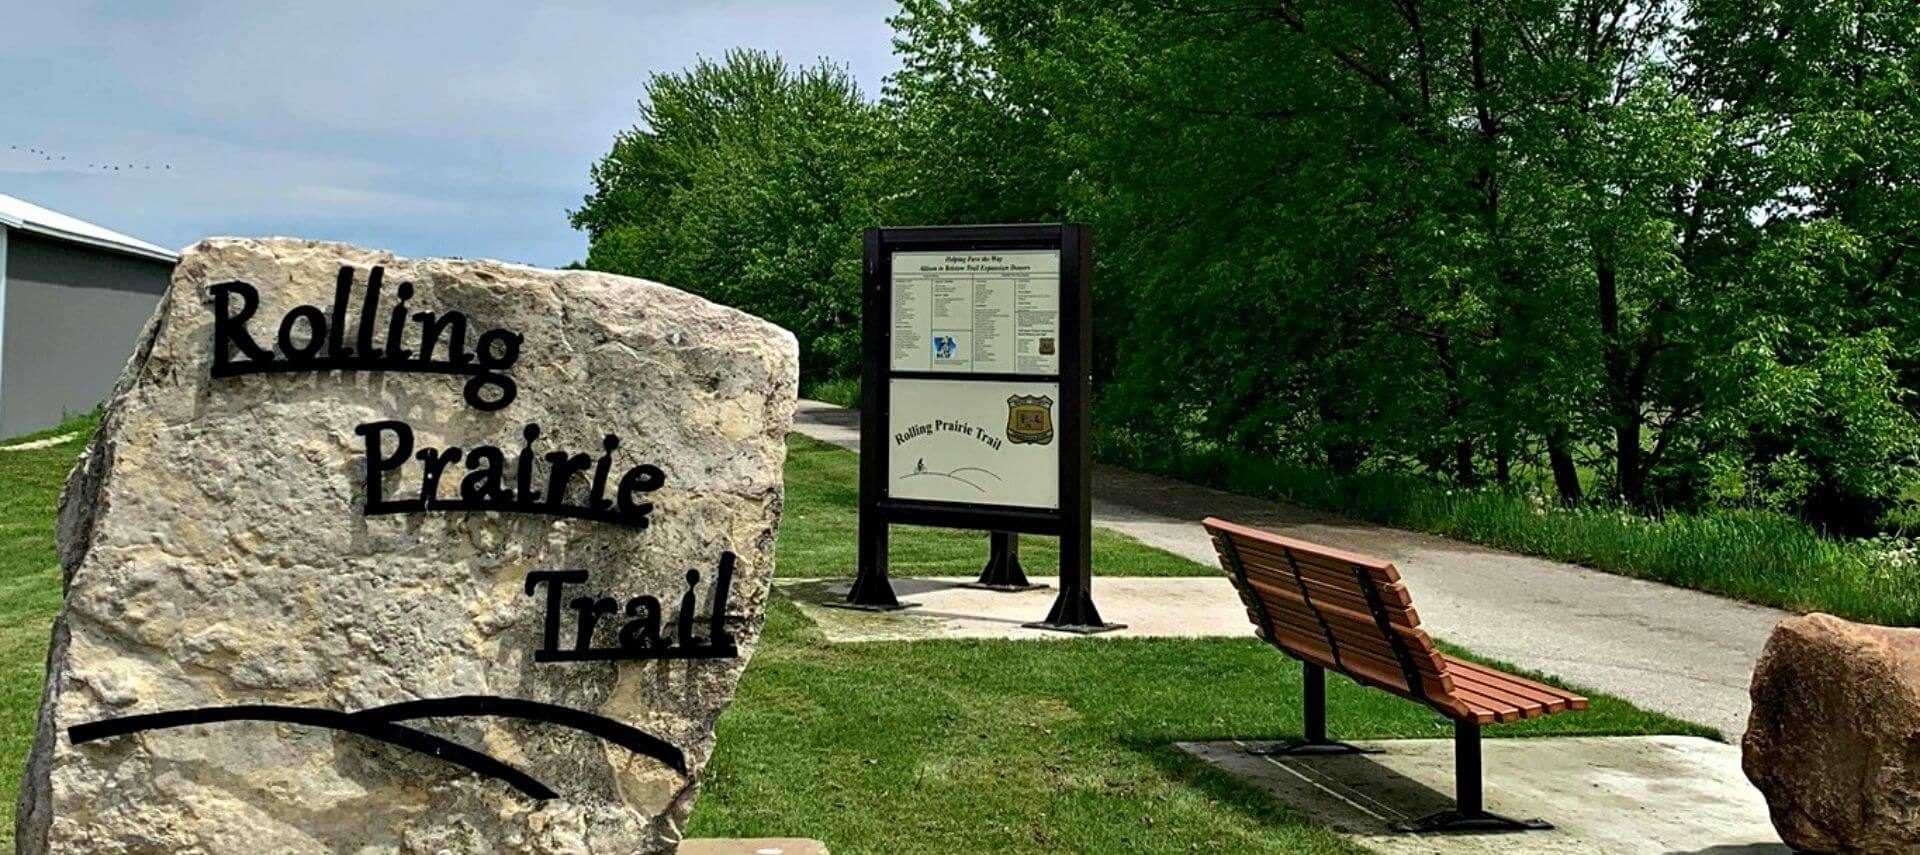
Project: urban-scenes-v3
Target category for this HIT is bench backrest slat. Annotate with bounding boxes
[1206,517,1463,712]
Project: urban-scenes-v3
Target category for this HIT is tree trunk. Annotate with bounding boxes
[1433,330,1476,485]
[1616,412,1644,504]
[1547,428,1583,506]
[1596,257,1646,506]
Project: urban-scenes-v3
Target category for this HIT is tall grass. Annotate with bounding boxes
[794,378,1916,624]
[801,376,861,409]
[1098,427,1920,626]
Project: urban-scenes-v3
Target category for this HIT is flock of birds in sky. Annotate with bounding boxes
[7,143,172,172]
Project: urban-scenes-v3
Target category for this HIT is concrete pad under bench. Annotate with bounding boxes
[779,576,1254,642]
[1181,736,1783,854]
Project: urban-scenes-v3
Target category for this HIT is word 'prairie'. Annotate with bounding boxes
[356,420,666,529]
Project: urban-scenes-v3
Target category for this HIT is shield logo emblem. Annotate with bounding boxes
[1005,395,1055,445]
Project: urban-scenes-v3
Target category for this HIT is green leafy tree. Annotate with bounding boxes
[572,50,887,380]
[573,1,1920,531]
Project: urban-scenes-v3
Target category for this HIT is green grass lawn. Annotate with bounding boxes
[0,417,93,851]
[690,597,1708,853]
[0,417,1706,852]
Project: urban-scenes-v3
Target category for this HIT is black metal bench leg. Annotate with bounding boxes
[1392,720,1551,833]
[1248,664,1381,756]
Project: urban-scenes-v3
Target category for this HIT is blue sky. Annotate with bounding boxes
[1,2,902,267]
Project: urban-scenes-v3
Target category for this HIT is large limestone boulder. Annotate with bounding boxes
[16,238,797,854]
[1743,612,1920,853]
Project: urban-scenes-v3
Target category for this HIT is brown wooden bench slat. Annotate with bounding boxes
[1258,625,1465,712]
[1448,684,1525,724]
[1215,539,1396,602]
[1225,551,1421,622]
[1252,605,1433,692]
[1444,660,1570,713]
[1442,656,1588,714]
[1249,584,1447,677]
[1260,621,1456,700]
[1448,669,1557,716]
[1204,518,1402,579]
[1236,571,1431,648]
[1221,537,1405,587]
[1219,540,1414,606]
[1447,672,1548,719]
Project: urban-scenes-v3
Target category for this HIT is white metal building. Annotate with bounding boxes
[0,194,178,437]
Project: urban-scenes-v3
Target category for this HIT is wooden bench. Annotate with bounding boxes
[1204,517,1587,833]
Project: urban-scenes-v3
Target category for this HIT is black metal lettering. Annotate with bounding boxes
[209,281,271,367]
[417,446,463,506]
[620,596,663,649]
[467,328,522,410]
[207,267,521,411]
[516,424,543,504]
[588,435,619,510]
[359,421,664,529]
[355,420,416,515]
[415,309,470,365]
[383,280,414,360]
[544,450,593,507]
[460,446,511,502]
[569,596,618,652]
[676,569,700,646]
[524,570,587,656]
[326,267,353,357]
[708,552,736,648]
[615,464,665,519]
[530,556,739,663]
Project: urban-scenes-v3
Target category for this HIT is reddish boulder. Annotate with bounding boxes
[1744,612,1920,853]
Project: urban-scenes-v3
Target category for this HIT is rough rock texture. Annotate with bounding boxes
[16,238,797,854]
[1743,612,1920,853]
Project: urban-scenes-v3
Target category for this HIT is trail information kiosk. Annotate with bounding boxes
[844,223,1117,632]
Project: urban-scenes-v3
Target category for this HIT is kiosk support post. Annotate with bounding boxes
[836,228,914,612]
[968,532,1046,591]
[1024,224,1120,634]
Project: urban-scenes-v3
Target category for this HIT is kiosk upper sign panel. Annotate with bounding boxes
[890,249,1061,375]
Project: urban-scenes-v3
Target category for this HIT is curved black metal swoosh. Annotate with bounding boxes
[351,695,688,775]
[68,705,557,800]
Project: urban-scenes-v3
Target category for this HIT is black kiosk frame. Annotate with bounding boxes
[840,223,1118,633]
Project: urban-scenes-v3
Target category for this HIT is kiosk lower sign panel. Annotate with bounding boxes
[887,378,1060,510]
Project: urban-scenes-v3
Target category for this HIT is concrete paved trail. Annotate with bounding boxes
[792,400,1789,739]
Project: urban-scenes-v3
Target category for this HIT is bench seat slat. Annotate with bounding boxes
[1442,655,1588,715]
[1445,660,1570,713]
[1447,673,1547,719]
[1447,684,1526,724]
